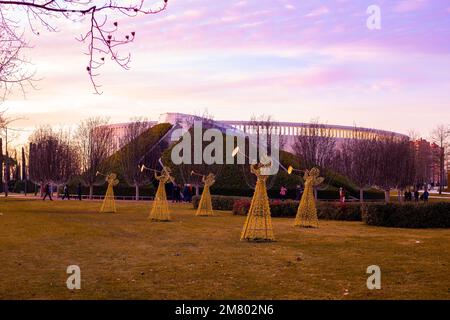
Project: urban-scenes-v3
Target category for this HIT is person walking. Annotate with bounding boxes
[43,183,53,201]
[414,189,420,202]
[404,189,412,202]
[279,186,287,200]
[77,182,83,201]
[339,187,346,204]
[171,182,177,203]
[183,184,192,203]
[174,184,182,203]
[423,189,430,202]
[295,185,303,201]
[62,184,70,200]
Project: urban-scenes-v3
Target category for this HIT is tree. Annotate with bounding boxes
[76,117,113,198]
[0,0,168,94]
[292,119,336,170]
[240,114,284,191]
[119,118,152,200]
[431,125,449,194]
[28,126,79,188]
[392,138,416,202]
[21,146,26,180]
[374,135,416,202]
[0,26,35,101]
[0,137,2,192]
[249,114,286,153]
[21,146,27,195]
[339,134,378,202]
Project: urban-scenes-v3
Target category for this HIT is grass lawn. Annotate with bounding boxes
[0,198,449,300]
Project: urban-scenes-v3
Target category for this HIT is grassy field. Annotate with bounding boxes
[0,197,449,300]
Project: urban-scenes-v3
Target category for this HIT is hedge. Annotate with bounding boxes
[362,202,450,228]
[232,198,363,221]
[192,195,251,211]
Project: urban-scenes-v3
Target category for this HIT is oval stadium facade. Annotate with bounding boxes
[103,112,409,153]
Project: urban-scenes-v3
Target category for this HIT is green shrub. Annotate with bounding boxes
[192,195,251,211]
[232,198,363,221]
[13,180,37,193]
[317,202,363,221]
[362,202,450,228]
[62,184,156,198]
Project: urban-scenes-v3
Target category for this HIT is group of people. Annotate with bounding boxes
[41,183,83,201]
[171,183,194,203]
[279,185,304,200]
[39,181,432,204]
[404,189,429,202]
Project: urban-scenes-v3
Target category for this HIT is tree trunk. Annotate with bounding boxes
[89,185,94,199]
[439,150,444,194]
[359,189,364,202]
[384,189,390,203]
[135,184,139,201]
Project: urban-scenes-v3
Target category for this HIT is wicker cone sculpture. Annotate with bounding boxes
[196,173,216,216]
[241,163,275,242]
[149,167,173,222]
[294,167,324,228]
[100,173,119,213]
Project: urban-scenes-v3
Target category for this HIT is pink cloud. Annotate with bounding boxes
[305,6,330,17]
[394,0,427,13]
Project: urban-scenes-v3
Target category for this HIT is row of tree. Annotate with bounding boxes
[26,117,157,199]
[27,118,113,198]
[2,113,448,202]
[292,120,449,201]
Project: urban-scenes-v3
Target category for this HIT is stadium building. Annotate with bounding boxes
[105,112,409,153]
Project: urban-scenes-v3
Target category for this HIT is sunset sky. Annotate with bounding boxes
[4,0,450,145]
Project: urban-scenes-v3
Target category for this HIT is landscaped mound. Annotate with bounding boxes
[162,128,384,200]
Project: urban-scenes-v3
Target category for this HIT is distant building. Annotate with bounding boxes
[413,138,444,187]
[103,112,409,153]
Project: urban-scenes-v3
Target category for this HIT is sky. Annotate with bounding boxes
[3,0,450,146]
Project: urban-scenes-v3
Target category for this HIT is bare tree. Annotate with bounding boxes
[249,114,285,153]
[292,119,336,170]
[240,114,284,190]
[0,0,168,94]
[29,126,79,189]
[431,125,450,194]
[393,138,416,202]
[374,135,416,202]
[0,26,35,101]
[76,117,113,198]
[373,135,396,202]
[0,137,3,192]
[414,138,432,187]
[339,133,378,202]
[119,118,152,200]
[0,110,21,195]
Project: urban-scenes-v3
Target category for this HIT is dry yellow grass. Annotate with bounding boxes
[0,198,449,300]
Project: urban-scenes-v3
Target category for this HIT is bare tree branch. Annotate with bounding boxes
[0,0,168,94]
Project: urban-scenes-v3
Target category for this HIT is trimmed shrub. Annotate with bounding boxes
[317,202,363,221]
[232,198,363,221]
[13,180,37,193]
[192,195,251,211]
[362,202,450,228]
